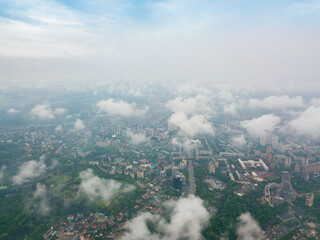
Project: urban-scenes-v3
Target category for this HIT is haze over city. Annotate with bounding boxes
[0,1,320,240]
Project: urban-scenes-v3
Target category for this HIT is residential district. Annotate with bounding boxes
[1,110,320,240]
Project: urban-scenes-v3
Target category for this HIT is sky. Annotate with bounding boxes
[0,0,320,92]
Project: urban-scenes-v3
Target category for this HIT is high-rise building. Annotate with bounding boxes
[294,164,301,173]
[160,170,166,178]
[208,161,215,173]
[285,157,291,168]
[178,173,186,185]
[266,145,272,154]
[271,134,279,147]
[281,171,293,201]
[145,128,154,137]
[172,166,179,178]
[137,171,144,179]
[154,168,161,178]
[173,177,182,190]
[305,193,314,207]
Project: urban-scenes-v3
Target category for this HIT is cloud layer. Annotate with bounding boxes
[289,106,320,137]
[12,156,47,185]
[241,114,281,138]
[249,95,304,110]
[166,94,212,115]
[168,112,214,137]
[74,119,85,131]
[126,130,147,145]
[7,108,18,114]
[237,213,262,240]
[97,99,147,117]
[231,135,247,148]
[32,183,50,216]
[30,104,67,120]
[122,195,210,240]
[79,169,134,202]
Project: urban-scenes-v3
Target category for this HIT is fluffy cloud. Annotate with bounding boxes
[30,104,67,120]
[12,156,47,185]
[166,94,212,115]
[74,119,85,131]
[122,195,210,240]
[7,108,18,114]
[231,135,247,148]
[97,99,147,117]
[224,103,237,115]
[31,104,54,120]
[0,165,7,182]
[32,183,50,216]
[310,98,320,106]
[218,90,234,103]
[172,137,200,152]
[54,107,67,115]
[168,112,214,137]
[79,169,134,202]
[55,125,63,133]
[127,130,147,145]
[237,213,262,240]
[241,114,281,138]
[289,106,320,137]
[249,95,304,110]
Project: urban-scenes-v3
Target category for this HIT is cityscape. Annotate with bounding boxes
[1,0,320,240]
[1,89,320,239]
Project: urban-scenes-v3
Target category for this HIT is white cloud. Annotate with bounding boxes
[128,89,143,97]
[12,157,46,185]
[310,98,320,106]
[224,103,237,115]
[74,119,85,131]
[218,90,234,103]
[50,158,59,169]
[231,135,247,148]
[32,183,50,216]
[237,213,262,240]
[97,99,147,117]
[79,169,134,202]
[173,83,212,96]
[168,112,214,137]
[122,212,160,240]
[126,130,147,145]
[172,137,199,152]
[55,125,63,133]
[240,114,281,138]
[7,108,18,114]
[166,94,212,115]
[289,106,320,137]
[0,0,86,58]
[249,95,304,110]
[30,104,54,120]
[122,195,210,240]
[53,107,67,115]
[30,104,68,120]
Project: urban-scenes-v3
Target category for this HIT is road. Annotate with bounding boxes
[188,160,196,195]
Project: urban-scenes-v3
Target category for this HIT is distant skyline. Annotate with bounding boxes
[0,0,320,92]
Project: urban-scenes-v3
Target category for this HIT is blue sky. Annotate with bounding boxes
[0,0,319,91]
[0,0,318,27]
